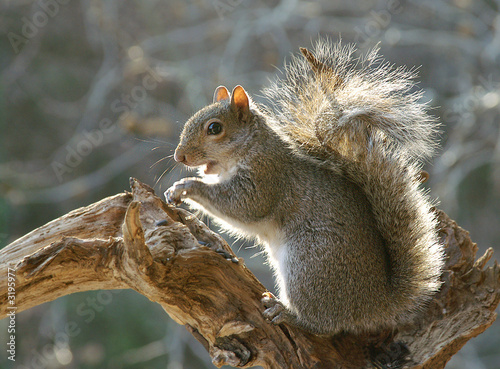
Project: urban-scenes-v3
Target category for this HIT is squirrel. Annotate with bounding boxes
[165,39,444,336]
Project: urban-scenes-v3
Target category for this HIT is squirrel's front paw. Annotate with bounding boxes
[164,178,198,205]
[262,292,289,325]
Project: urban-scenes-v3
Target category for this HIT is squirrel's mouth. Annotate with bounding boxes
[203,161,219,175]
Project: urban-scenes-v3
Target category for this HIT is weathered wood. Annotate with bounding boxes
[0,179,498,368]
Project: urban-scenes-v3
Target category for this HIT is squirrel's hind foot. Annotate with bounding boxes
[261,292,298,326]
[369,341,411,369]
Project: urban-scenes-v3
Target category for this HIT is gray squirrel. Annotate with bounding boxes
[165,40,444,335]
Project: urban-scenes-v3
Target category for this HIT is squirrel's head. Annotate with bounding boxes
[174,85,256,176]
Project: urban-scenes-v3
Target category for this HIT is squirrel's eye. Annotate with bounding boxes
[207,121,222,135]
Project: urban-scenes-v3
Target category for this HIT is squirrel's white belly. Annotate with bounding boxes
[263,238,289,304]
[217,212,290,304]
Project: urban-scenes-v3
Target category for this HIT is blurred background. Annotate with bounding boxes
[1,0,499,368]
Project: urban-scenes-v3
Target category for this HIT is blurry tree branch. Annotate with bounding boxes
[0,179,499,369]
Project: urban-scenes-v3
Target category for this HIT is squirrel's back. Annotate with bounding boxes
[263,39,444,325]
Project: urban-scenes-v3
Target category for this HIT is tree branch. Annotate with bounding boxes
[1,179,499,368]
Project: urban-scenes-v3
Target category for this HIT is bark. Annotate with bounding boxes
[1,178,499,368]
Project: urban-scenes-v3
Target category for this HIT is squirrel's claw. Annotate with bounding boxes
[164,178,195,205]
[262,293,288,325]
[164,186,183,205]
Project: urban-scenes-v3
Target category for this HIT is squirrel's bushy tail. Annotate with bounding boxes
[263,39,444,317]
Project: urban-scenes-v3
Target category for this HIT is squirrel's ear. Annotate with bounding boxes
[213,85,230,103]
[231,85,250,122]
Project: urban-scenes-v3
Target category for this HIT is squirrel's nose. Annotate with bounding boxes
[174,148,186,163]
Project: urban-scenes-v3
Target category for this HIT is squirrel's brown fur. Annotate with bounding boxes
[166,39,444,335]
